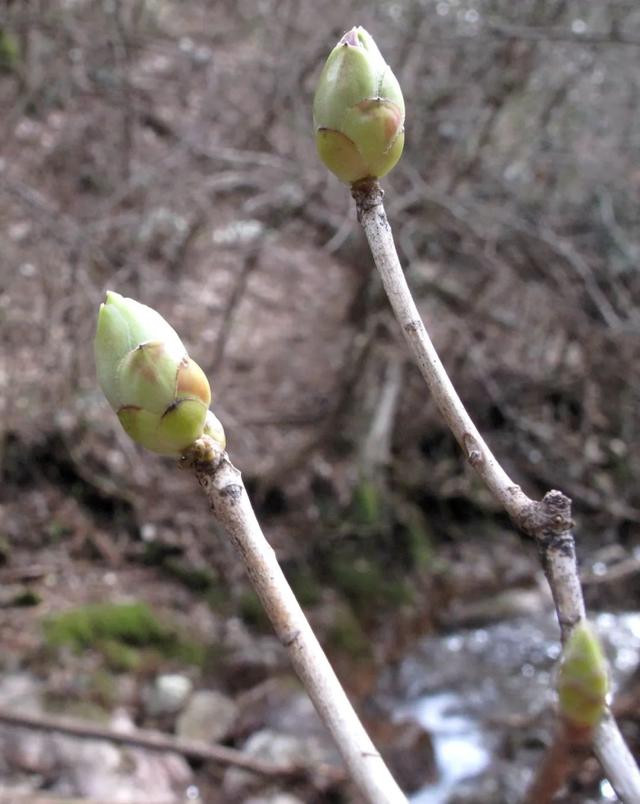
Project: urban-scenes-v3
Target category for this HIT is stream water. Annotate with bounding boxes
[385,608,640,803]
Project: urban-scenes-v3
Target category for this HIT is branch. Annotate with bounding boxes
[523,722,590,804]
[181,439,407,804]
[0,706,305,780]
[486,22,640,48]
[351,178,640,802]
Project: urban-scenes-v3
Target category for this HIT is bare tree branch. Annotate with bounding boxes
[181,441,408,804]
[351,178,640,803]
[0,706,310,780]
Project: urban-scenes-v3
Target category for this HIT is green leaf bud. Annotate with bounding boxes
[313,26,405,184]
[95,291,225,456]
[557,621,608,731]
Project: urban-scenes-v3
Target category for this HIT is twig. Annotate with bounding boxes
[581,556,640,586]
[210,247,261,372]
[0,706,299,779]
[360,357,404,477]
[181,438,407,804]
[351,178,640,802]
[523,722,591,804]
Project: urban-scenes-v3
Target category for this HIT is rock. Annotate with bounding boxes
[234,677,340,762]
[0,727,56,775]
[0,673,42,712]
[0,708,193,802]
[143,673,193,717]
[223,729,336,798]
[442,585,553,629]
[177,689,239,743]
[379,719,437,793]
[221,619,287,691]
[245,795,305,804]
[236,678,323,737]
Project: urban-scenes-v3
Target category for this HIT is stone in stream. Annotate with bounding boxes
[177,689,239,743]
[142,673,193,717]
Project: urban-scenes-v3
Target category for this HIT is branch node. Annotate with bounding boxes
[462,432,483,466]
[351,179,384,222]
[180,435,226,473]
[220,483,243,502]
[404,319,423,335]
[282,628,301,647]
[517,490,574,541]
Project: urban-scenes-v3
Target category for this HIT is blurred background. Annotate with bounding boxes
[1,1,639,802]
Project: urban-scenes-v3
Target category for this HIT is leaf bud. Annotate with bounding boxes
[95,291,225,456]
[313,26,405,184]
[557,621,608,731]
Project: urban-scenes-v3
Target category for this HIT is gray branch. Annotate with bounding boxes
[182,440,408,804]
[352,178,640,803]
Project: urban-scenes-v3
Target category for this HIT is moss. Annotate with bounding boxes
[44,602,172,649]
[238,589,271,632]
[99,638,142,672]
[88,669,118,708]
[0,534,9,565]
[399,507,434,571]
[289,568,323,607]
[163,557,218,592]
[205,584,228,611]
[0,30,20,74]
[326,604,371,659]
[351,478,383,526]
[47,520,72,543]
[328,553,413,614]
[48,698,111,724]
[142,542,221,595]
[141,541,182,566]
[10,588,41,607]
[45,670,117,713]
[43,601,206,669]
[172,639,206,667]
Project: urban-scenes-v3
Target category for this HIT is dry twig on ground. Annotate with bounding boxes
[0,706,307,780]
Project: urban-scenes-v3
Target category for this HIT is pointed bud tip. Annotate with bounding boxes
[339,27,360,47]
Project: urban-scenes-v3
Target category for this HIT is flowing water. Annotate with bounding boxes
[385,609,640,803]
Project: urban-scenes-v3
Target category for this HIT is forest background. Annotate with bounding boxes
[1,1,639,802]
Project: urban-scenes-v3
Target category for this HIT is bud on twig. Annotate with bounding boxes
[557,621,608,732]
[95,291,225,456]
[313,27,405,184]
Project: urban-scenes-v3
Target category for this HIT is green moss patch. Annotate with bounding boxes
[326,604,371,659]
[328,552,413,614]
[43,601,205,669]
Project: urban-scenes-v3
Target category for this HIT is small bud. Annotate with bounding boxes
[313,27,405,184]
[95,291,225,456]
[557,622,608,731]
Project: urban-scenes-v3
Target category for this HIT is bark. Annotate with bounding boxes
[352,178,640,803]
[182,438,408,804]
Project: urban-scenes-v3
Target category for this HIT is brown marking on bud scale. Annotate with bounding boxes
[355,99,404,144]
[176,357,211,406]
[134,342,168,383]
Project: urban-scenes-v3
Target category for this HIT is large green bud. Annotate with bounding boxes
[557,622,608,731]
[95,291,225,456]
[313,27,405,184]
